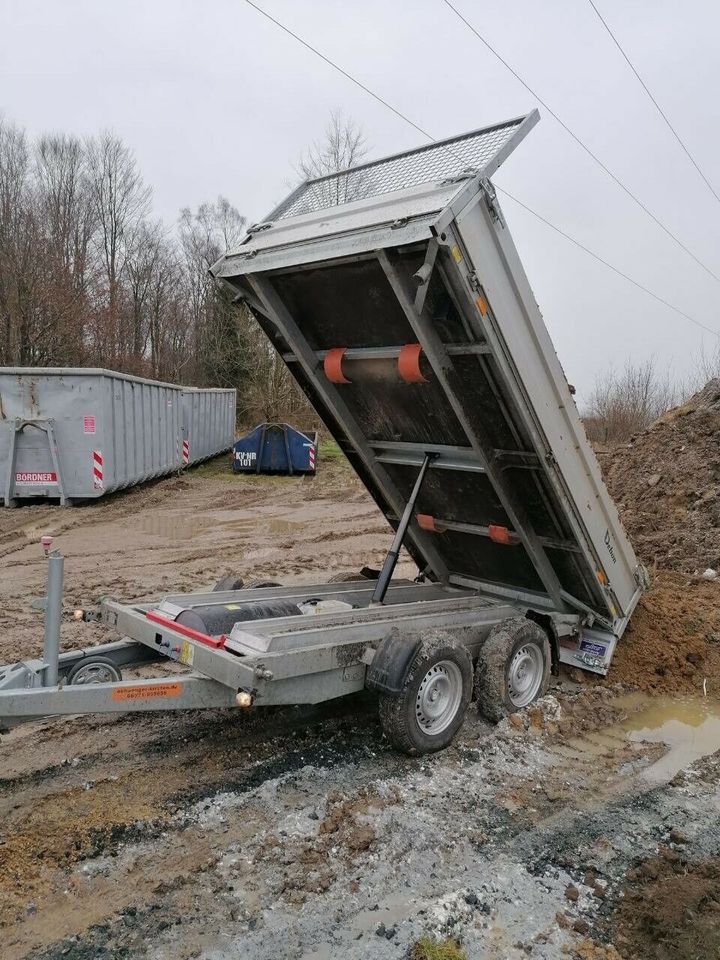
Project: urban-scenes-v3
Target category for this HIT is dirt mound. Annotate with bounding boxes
[613,854,720,959]
[605,572,720,695]
[602,379,720,572]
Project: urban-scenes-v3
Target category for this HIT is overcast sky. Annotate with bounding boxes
[2,0,720,400]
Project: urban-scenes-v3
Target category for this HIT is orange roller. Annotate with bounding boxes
[488,524,512,545]
[324,347,351,384]
[416,514,438,532]
[398,343,427,384]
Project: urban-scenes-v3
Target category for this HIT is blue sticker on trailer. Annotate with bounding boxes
[233,423,318,475]
[580,639,607,658]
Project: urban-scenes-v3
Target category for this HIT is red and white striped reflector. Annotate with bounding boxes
[182,439,190,465]
[92,450,103,489]
[308,445,316,471]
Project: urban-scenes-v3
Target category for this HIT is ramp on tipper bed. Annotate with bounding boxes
[212,110,644,672]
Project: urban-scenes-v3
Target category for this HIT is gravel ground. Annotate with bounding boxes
[1,457,719,960]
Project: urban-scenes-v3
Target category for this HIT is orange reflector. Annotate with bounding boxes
[324,347,351,384]
[398,343,427,383]
[488,524,512,545]
[475,295,488,316]
[596,569,607,584]
[416,514,438,532]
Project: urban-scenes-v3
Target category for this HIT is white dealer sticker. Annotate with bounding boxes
[16,472,58,485]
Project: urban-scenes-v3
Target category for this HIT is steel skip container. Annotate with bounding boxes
[232,423,318,474]
[180,388,236,466]
[0,368,184,505]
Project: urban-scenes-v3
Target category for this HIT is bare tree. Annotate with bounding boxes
[228,110,371,424]
[178,197,247,386]
[0,117,32,363]
[0,113,315,426]
[146,248,187,381]
[694,342,720,383]
[296,109,369,208]
[125,220,167,367]
[35,134,95,287]
[86,132,151,320]
[236,306,311,425]
[585,359,678,443]
[33,133,96,362]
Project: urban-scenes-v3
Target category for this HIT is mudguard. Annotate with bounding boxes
[365,630,422,697]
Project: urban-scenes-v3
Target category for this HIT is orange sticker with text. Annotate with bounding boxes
[111,683,182,702]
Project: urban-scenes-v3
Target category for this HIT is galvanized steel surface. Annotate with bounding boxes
[268,114,535,221]
[0,368,235,504]
[181,387,236,465]
[211,112,644,641]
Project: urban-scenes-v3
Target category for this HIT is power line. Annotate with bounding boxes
[440,0,720,285]
[242,0,434,143]
[241,0,719,341]
[498,187,720,339]
[586,0,720,205]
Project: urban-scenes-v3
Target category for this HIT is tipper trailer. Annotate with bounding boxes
[0,112,646,753]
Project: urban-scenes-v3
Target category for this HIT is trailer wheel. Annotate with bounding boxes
[245,579,282,589]
[66,656,122,685]
[378,632,472,755]
[213,575,245,592]
[328,571,366,583]
[475,618,550,723]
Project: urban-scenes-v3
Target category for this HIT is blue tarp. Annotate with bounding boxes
[233,423,318,475]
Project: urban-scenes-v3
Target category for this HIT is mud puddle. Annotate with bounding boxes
[269,518,304,534]
[132,513,215,540]
[619,694,720,783]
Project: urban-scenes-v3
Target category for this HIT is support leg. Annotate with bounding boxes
[371,454,433,605]
[42,552,64,687]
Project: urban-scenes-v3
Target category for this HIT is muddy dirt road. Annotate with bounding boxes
[1,457,719,960]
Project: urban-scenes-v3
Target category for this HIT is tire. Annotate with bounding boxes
[245,579,282,589]
[328,571,367,583]
[213,575,245,592]
[475,618,551,723]
[378,631,473,755]
[66,656,122,685]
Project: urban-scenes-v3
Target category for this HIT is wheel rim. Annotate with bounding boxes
[507,642,544,707]
[70,662,119,685]
[415,660,464,735]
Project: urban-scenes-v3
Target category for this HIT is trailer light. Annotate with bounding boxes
[475,295,489,316]
[235,691,253,709]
